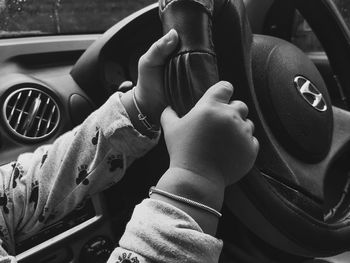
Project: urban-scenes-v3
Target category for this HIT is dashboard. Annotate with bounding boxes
[0,4,169,262]
[0,1,349,262]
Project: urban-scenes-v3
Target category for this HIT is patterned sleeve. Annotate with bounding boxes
[107,199,223,263]
[0,92,159,255]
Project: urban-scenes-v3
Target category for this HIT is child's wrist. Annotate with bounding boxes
[170,158,227,188]
[156,167,225,212]
[134,84,164,126]
[120,89,159,139]
[153,167,225,235]
[132,88,160,131]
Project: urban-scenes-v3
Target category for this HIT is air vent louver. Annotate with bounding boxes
[3,87,60,141]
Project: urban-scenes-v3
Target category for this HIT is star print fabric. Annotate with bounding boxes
[0,92,159,256]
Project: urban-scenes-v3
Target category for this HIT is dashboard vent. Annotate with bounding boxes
[3,87,60,141]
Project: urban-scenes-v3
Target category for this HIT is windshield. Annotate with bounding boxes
[291,0,350,53]
[335,0,350,28]
[0,0,156,38]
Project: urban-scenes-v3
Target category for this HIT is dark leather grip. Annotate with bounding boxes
[159,0,219,116]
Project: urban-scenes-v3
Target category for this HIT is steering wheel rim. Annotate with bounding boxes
[70,0,350,258]
[159,0,350,257]
[212,0,350,257]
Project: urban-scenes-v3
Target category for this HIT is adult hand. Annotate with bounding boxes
[134,29,179,125]
[161,81,259,187]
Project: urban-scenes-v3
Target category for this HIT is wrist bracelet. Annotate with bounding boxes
[132,88,159,133]
[149,186,222,218]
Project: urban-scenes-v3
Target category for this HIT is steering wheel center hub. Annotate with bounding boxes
[252,35,333,162]
[294,76,328,112]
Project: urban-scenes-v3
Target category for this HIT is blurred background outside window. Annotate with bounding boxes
[292,0,350,53]
[0,0,156,38]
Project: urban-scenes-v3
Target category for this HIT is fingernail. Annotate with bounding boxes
[220,81,234,90]
[165,29,177,44]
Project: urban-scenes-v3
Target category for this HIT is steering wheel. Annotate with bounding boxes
[70,0,350,258]
[159,0,350,258]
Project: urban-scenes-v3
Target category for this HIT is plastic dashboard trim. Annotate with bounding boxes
[0,34,99,63]
[15,194,104,262]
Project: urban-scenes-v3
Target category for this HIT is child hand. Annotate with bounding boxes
[160,81,259,187]
[134,29,179,125]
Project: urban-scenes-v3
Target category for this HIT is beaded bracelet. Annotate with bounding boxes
[149,186,222,218]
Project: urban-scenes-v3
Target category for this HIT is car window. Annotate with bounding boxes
[0,0,156,38]
[335,0,350,26]
[292,0,350,53]
[291,11,324,53]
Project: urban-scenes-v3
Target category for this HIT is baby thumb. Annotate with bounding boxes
[140,29,179,68]
[161,106,179,131]
[201,81,234,104]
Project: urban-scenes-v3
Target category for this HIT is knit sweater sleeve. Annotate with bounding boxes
[108,199,223,263]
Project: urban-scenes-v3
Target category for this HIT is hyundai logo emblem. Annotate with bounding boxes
[294,76,327,112]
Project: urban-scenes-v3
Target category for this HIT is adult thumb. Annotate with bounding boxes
[160,106,179,131]
[201,81,234,104]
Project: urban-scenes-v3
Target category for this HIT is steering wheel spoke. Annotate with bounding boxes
[329,106,350,156]
[157,0,350,256]
[255,105,350,217]
[321,106,350,223]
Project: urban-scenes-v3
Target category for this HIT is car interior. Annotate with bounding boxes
[0,0,350,262]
